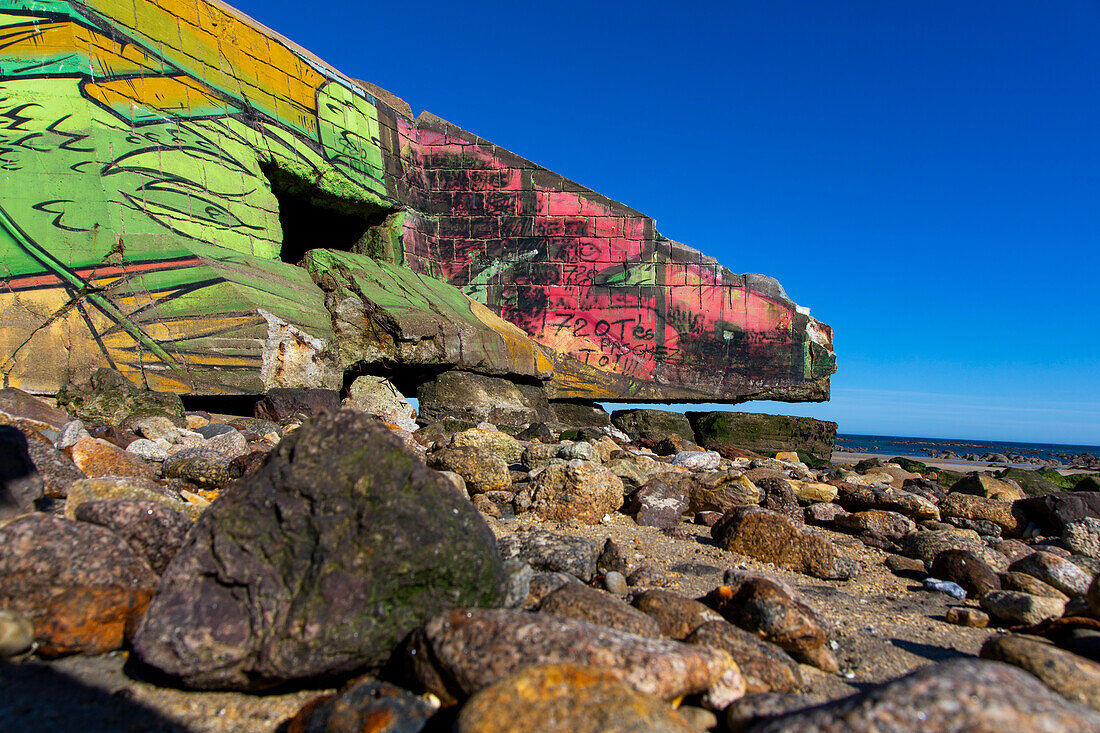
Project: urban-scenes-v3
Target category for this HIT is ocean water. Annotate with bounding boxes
[835,434,1100,462]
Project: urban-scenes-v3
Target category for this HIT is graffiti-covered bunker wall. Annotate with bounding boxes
[0,0,835,403]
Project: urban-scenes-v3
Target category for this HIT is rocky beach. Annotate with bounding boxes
[3,371,1100,732]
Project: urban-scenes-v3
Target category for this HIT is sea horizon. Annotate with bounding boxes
[835,432,1100,462]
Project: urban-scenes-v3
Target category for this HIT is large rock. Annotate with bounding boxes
[610,409,695,444]
[427,447,512,494]
[687,412,836,461]
[0,515,157,656]
[631,590,725,639]
[65,476,201,521]
[681,471,761,515]
[981,590,1066,626]
[833,482,940,521]
[750,659,1100,732]
[1015,492,1100,534]
[418,371,551,426]
[285,677,435,733]
[981,633,1100,712]
[0,388,70,434]
[951,473,1025,502]
[625,479,690,529]
[67,437,157,482]
[342,375,418,431]
[1009,550,1092,597]
[940,492,1025,535]
[537,583,662,637]
[132,408,504,690]
[901,529,1009,571]
[713,506,858,580]
[56,368,183,426]
[498,531,600,582]
[253,387,340,422]
[550,401,611,429]
[404,608,740,706]
[530,461,624,524]
[929,549,1001,598]
[25,438,85,499]
[456,663,697,733]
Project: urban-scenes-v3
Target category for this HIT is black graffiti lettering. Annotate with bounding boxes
[552,312,575,336]
[572,317,587,337]
[593,319,610,337]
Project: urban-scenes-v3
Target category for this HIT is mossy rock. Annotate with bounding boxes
[891,457,930,474]
[686,411,837,462]
[996,468,1078,497]
[57,369,184,427]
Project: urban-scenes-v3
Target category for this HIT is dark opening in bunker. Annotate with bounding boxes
[262,162,392,265]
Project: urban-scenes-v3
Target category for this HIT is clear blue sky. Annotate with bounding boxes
[230,0,1100,446]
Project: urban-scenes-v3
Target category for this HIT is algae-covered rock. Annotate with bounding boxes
[997,467,1079,496]
[133,408,504,690]
[686,412,837,462]
[610,409,695,444]
[57,369,184,426]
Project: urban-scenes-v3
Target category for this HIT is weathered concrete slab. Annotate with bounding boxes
[0,0,834,403]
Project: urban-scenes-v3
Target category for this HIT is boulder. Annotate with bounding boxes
[833,482,940,521]
[1015,492,1100,534]
[749,659,1100,732]
[1009,550,1092,597]
[930,549,1001,597]
[940,492,1025,535]
[624,479,689,529]
[161,447,231,489]
[951,473,1024,502]
[451,428,525,465]
[550,401,611,429]
[0,388,70,434]
[530,461,624,524]
[835,509,916,549]
[610,409,695,444]
[342,376,418,431]
[418,371,551,427]
[403,608,740,706]
[1000,571,1069,601]
[455,663,697,733]
[56,368,183,426]
[981,590,1066,626]
[64,476,200,521]
[680,471,761,515]
[686,411,836,462]
[1065,518,1100,559]
[713,506,858,580]
[67,437,156,482]
[997,467,1079,496]
[0,514,156,656]
[901,529,1009,571]
[284,677,435,733]
[133,409,504,690]
[757,477,804,525]
[631,590,725,639]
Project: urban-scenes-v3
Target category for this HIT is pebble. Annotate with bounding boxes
[0,609,34,656]
[945,607,989,627]
[603,571,628,594]
[125,438,169,462]
[980,590,1066,626]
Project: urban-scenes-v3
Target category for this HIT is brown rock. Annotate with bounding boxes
[702,573,830,667]
[68,437,156,481]
[725,692,821,733]
[1091,575,1100,617]
[687,620,805,694]
[161,447,230,489]
[1000,571,1070,601]
[981,633,1100,712]
[834,481,940,521]
[930,549,1002,597]
[0,388,70,433]
[455,664,698,733]
[538,583,662,637]
[940,492,1025,535]
[64,476,199,521]
[530,461,624,524]
[835,509,915,548]
[713,506,859,580]
[74,499,192,574]
[945,607,989,627]
[952,473,1025,501]
[284,677,434,733]
[404,608,737,705]
[0,514,156,656]
[901,529,1009,571]
[884,554,926,578]
[749,659,1100,732]
[1009,550,1092,597]
[0,426,44,515]
[25,439,84,499]
[428,446,512,494]
[624,478,689,529]
[981,590,1066,626]
[632,589,724,639]
[756,477,804,525]
[681,471,761,514]
[995,538,1035,563]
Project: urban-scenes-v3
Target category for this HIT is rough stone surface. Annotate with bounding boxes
[703,572,831,668]
[133,409,505,690]
[631,590,724,639]
[624,479,689,529]
[610,409,696,444]
[951,473,1024,502]
[498,531,600,582]
[550,401,611,429]
[530,461,624,524]
[0,609,35,657]
[404,608,738,705]
[202,430,250,461]
[451,428,525,465]
[68,437,157,482]
[342,376,418,432]
[687,411,837,461]
[713,506,859,580]
[750,659,1100,732]
[670,450,721,471]
[835,509,916,549]
[1009,550,1093,597]
[0,388,70,434]
[161,447,231,489]
[538,583,662,637]
[0,514,156,656]
[1000,571,1069,601]
[940,492,1025,535]
[682,471,761,515]
[901,529,1009,571]
[981,634,1100,712]
[1065,518,1100,559]
[945,607,989,627]
[252,388,340,422]
[74,499,192,575]
[1015,492,1100,533]
[834,482,940,521]
[418,371,551,426]
[981,590,1066,626]
[687,620,806,694]
[23,438,83,500]
[757,477,804,525]
[455,663,697,733]
[57,369,184,426]
[64,476,200,521]
[427,447,511,494]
